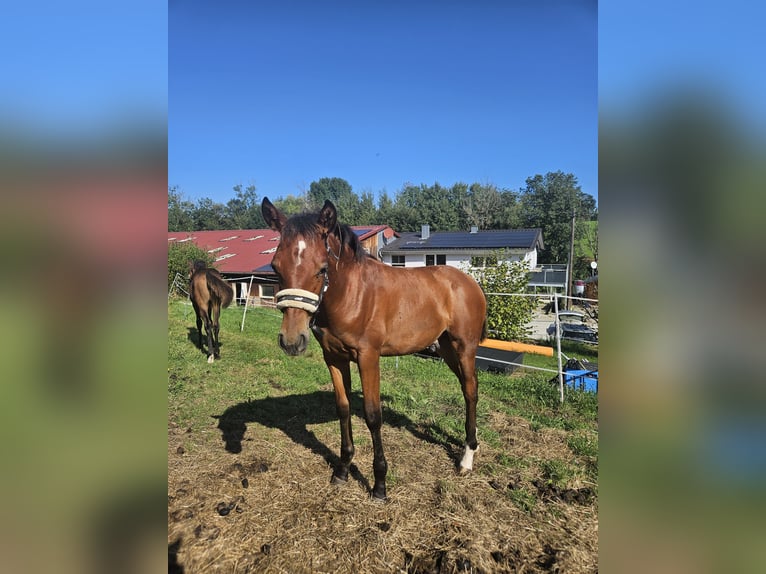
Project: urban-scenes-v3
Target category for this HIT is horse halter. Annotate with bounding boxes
[274,231,337,319]
[275,273,328,315]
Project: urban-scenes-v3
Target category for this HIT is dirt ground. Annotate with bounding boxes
[168,400,597,573]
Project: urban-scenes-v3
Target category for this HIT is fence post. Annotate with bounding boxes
[554,294,564,403]
[240,275,255,332]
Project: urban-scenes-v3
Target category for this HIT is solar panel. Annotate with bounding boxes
[393,230,539,250]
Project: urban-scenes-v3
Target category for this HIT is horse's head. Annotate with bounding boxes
[189,259,207,278]
[261,197,337,356]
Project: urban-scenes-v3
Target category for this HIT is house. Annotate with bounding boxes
[169,225,396,305]
[379,224,544,271]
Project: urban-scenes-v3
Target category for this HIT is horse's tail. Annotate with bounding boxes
[476,283,488,342]
[207,270,234,309]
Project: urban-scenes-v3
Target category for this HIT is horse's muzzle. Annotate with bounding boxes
[278,331,309,356]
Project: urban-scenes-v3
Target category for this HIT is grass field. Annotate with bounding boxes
[168,299,598,573]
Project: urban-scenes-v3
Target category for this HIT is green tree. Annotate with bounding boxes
[376,190,396,225]
[307,177,359,222]
[193,197,228,230]
[498,188,521,228]
[574,220,598,280]
[395,182,462,231]
[355,190,378,224]
[273,194,311,217]
[168,241,215,292]
[517,171,597,264]
[225,184,261,229]
[468,257,535,342]
[168,186,195,231]
[462,183,505,230]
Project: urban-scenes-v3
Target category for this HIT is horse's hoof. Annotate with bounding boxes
[458,466,472,475]
[371,485,387,502]
[330,473,348,486]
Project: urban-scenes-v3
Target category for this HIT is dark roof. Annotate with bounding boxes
[169,225,392,276]
[380,228,543,252]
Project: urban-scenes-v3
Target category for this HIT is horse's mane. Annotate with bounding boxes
[283,212,367,263]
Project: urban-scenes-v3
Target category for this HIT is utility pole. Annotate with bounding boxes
[566,207,576,310]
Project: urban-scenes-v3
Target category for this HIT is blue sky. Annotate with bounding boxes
[599,1,766,129]
[169,1,598,206]
[1,0,167,136]
[3,1,763,209]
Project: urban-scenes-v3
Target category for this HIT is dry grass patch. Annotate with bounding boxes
[169,409,597,573]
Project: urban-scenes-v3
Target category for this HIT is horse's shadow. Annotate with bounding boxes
[214,390,464,494]
[186,327,224,355]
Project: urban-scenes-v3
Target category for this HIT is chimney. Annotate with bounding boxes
[421,224,430,239]
[470,225,478,234]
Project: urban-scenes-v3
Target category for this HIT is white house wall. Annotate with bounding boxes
[382,250,536,270]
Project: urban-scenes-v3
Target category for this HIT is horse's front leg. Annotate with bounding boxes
[326,356,355,484]
[358,351,387,501]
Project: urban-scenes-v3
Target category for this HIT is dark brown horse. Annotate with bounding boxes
[261,198,487,500]
[189,260,234,363]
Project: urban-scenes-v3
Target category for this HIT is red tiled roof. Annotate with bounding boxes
[168,225,392,277]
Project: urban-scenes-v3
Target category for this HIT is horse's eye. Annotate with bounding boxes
[317,266,328,277]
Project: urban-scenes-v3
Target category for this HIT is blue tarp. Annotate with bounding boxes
[564,369,598,392]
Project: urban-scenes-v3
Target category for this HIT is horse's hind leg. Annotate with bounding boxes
[203,307,215,363]
[438,333,479,473]
[192,302,203,349]
[212,303,222,359]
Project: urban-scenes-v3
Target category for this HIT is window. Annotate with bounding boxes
[260,284,275,298]
[470,255,498,268]
[426,254,446,266]
[392,255,405,267]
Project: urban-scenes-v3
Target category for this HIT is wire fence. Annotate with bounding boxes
[478,292,598,402]
[169,273,598,403]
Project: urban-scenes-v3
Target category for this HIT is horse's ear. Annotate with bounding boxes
[317,200,337,234]
[261,197,286,232]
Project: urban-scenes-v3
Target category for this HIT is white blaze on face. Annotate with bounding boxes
[296,240,306,266]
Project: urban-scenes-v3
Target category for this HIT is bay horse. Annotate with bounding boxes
[189,260,234,363]
[261,198,487,500]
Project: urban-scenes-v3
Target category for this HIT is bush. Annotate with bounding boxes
[168,241,215,292]
[468,258,535,342]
